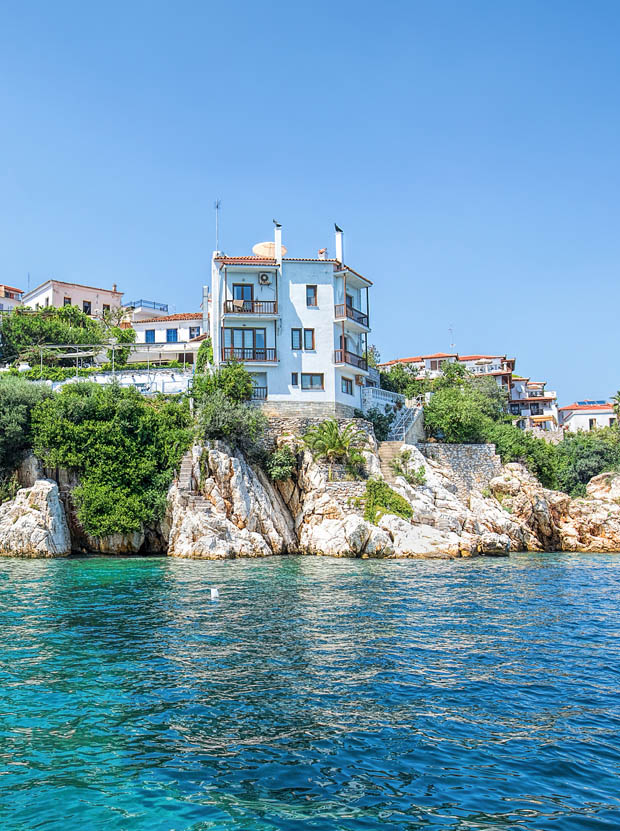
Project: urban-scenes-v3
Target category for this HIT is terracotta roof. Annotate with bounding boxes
[215,257,277,266]
[214,256,372,284]
[458,354,504,361]
[558,403,614,412]
[0,285,23,293]
[378,353,457,367]
[134,313,202,324]
[22,278,123,298]
[189,332,210,342]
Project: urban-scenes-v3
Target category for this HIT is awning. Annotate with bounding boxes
[532,415,554,423]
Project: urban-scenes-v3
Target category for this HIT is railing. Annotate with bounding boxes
[334,349,368,371]
[122,300,169,311]
[224,300,278,315]
[334,303,369,327]
[251,386,268,400]
[361,387,406,409]
[222,347,277,362]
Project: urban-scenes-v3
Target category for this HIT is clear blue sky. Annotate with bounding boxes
[1,0,619,404]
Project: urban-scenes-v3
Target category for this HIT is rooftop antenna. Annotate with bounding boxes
[27,272,30,291]
[449,325,456,352]
[214,199,221,251]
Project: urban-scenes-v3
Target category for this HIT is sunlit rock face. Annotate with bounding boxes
[0,479,71,558]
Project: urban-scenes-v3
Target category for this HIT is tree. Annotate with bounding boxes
[106,326,136,366]
[379,363,432,399]
[612,390,620,418]
[303,419,369,479]
[192,361,253,403]
[554,428,620,496]
[0,306,104,364]
[366,344,381,368]
[195,338,214,373]
[0,377,51,475]
[354,406,395,442]
[197,389,266,454]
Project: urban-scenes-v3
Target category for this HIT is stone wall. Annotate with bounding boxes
[263,416,375,450]
[324,481,367,515]
[259,401,357,419]
[416,443,502,502]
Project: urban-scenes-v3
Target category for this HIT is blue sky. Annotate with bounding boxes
[1,0,619,403]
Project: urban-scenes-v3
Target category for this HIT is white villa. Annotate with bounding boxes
[130,312,205,365]
[0,284,24,312]
[509,376,559,431]
[210,224,371,415]
[559,401,617,432]
[21,279,123,316]
[379,352,515,390]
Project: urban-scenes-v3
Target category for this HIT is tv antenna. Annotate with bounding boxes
[214,199,222,251]
[449,325,456,351]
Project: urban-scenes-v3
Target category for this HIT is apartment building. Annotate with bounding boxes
[210,224,371,415]
[378,353,514,389]
[559,401,617,432]
[21,279,123,316]
[0,285,23,311]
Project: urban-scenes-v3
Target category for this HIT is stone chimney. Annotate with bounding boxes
[334,224,343,263]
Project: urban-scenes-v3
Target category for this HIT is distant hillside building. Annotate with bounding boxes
[21,279,123,316]
[130,312,205,365]
[509,376,559,431]
[378,353,515,390]
[559,401,616,432]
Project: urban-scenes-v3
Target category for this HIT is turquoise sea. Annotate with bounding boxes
[1,554,620,830]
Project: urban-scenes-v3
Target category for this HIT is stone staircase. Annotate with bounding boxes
[178,452,194,492]
[377,441,404,485]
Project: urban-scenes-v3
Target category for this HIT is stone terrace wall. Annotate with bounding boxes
[259,402,357,419]
[263,416,375,451]
[324,481,367,516]
[417,443,502,502]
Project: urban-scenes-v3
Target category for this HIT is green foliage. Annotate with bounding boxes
[197,389,266,454]
[22,366,99,382]
[483,421,559,489]
[192,361,253,403]
[389,450,426,486]
[380,363,432,399]
[0,307,104,363]
[554,428,620,496]
[0,376,52,474]
[363,478,413,524]
[366,344,381,368]
[354,406,395,442]
[31,383,192,538]
[303,419,369,479]
[0,471,20,505]
[266,446,297,481]
[107,326,136,365]
[196,338,214,373]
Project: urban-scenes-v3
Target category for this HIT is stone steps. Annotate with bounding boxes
[377,441,404,485]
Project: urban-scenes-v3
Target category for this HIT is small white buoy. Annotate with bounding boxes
[210,587,219,600]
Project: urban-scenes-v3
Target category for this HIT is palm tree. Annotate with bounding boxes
[302,419,369,479]
[612,391,620,419]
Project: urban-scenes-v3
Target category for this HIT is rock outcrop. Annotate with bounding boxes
[0,479,71,557]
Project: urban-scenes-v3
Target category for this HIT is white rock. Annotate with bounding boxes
[0,480,71,557]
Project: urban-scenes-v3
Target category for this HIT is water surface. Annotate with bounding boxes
[1,553,620,830]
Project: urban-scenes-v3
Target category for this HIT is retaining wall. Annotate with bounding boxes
[416,443,502,502]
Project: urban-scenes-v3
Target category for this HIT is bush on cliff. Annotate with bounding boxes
[31,383,192,538]
[197,389,266,454]
[192,361,253,403]
[482,421,559,490]
[303,419,369,480]
[554,428,620,496]
[266,446,297,481]
[0,306,104,364]
[363,478,413,525]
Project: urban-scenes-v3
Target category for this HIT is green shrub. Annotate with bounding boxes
[554,428,620,496]
[303,419,369,479]
[389,449,426,486]
[363,478,413,524]
[483,421,559,490]
[266,446,297,481]
[192,361,253,403]
[0,306,104,363]
[354,406,395,442]
[0,376,52,474]
[31,383,192,538]
[196,338,214,373]
[197,389,266,454]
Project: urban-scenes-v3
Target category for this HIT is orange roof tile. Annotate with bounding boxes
[135,313,202,323]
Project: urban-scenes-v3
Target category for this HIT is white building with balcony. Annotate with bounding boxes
[0,285,24,311]
[130,312,205,366]
[559,401,617,432]
[378,352,515,388]
[509,377,559,431]
[210,224,371,415]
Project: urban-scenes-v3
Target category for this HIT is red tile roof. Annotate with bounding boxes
[1,285,23,293]
[213,257,372,284]
[135,313,202,323]
[458,354,504,361]
[558,403,614,412]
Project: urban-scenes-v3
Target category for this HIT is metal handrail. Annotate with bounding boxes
[334,303,369,327]
[334,349,368,371]
[222,347,277,362]
[224,300,278,314]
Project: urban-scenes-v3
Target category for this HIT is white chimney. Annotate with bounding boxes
[274,220,282,264]
[334,224,343,263]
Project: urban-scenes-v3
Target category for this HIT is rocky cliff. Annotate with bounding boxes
[3,437,620,559]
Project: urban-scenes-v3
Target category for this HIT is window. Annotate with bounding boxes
[189,326,201,339]
[301,373,324,390]
[530,404,542,416]
[166,328,178,343]
[291,328,302,349]
[342,377,353,395]
[303,328,315,350]
[510,404,520,415]
[103,304,110,313]
[223,328,267,359]
[610,418,617,427]
[145,329,155,344]
[589,418,596,430]
[291,372,299,386]
[306,285,317,307]
[63,297,72,306]
[45,297,49,307]
[83,300,92,315]
[346,292,354,308]
[232,284,253,311]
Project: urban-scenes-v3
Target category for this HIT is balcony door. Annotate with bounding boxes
[224,328,266,360]
[232,284,253,312]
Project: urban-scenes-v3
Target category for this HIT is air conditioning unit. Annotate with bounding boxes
[355,375,365,386]
[258,272,272,285]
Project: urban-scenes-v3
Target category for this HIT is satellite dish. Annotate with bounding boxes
[252,241,288,258]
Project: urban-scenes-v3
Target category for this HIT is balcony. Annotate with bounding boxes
[251,386,268,401]
[123,299,169,312]
[334,349,368,371]
[224,300,278,315]
[222,347,277,362]
[334,303,369,327]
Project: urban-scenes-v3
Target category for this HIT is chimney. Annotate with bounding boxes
[273,220,282,265]
[112,283,117,292]
[334,224,343,263]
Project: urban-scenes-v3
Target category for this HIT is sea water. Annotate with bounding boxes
[1,553,619,830]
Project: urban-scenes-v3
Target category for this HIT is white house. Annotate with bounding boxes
[21,279,123,316]
[130,312,204,365]
[0,285,24,311]
[378,352,515,389]
[559,401,617,432]
[210,223,371,415]
[122,299,170,323]
[509,376,559,431]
